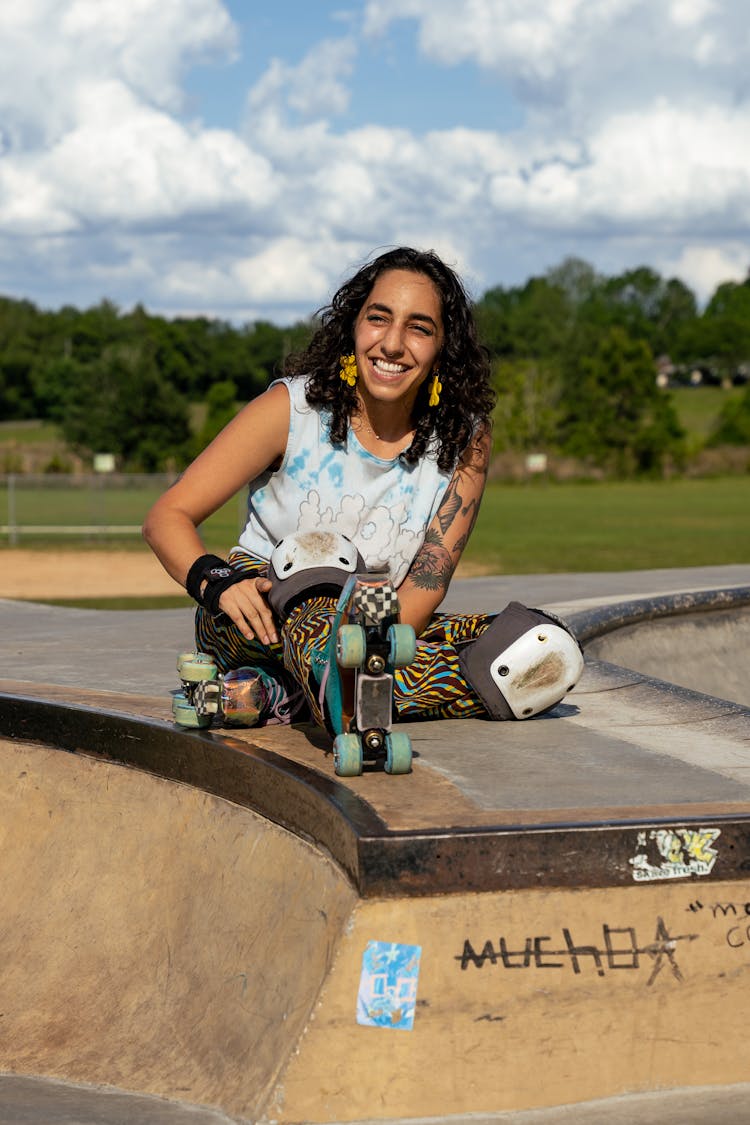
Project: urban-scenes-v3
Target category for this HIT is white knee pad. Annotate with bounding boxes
[458,602,584,720]
[268,531,365,618]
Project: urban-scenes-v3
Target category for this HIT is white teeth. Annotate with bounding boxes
[373,359,407,374]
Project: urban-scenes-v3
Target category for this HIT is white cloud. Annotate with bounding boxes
[248,38,356,120]
[669,0,718,28]
[0,0,749,321]
[0,0,237,147]
[363,0,749,122]
[659,245,748,304]
[481,101,750,233]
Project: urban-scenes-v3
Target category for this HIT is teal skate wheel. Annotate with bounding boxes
[388,623,416,668]
[337,624,366,668]
[177,654,218,682]
[333,733,364,777]
[177,650,211,672]
[384,731,412,775]
[172,691,212,729]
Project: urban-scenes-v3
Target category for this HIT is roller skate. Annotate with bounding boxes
[319,571,416,778]
[172,654,304,729]
[266,531,417,776]
[173,652,220,728]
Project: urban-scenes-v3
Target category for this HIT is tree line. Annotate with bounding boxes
[1,256,749,475]
[475,258,750,475]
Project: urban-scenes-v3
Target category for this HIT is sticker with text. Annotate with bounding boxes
[356,941,422,1031]
[629,827,720,881]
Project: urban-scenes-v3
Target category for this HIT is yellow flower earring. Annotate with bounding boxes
[428,370,442,407]
[339,353,358,387]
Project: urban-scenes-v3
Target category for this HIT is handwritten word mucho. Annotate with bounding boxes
[456,918,699,985]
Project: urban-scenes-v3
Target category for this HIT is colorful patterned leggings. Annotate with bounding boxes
[195,551,493,727]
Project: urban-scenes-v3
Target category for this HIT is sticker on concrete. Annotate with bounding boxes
[356,941,422,1030]
[629,827,721,882]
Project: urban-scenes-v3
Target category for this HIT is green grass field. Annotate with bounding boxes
[2,475,748,576]
[463,476,750,573]
[0,421,62,444]
[670,385,743,440]
[0,480,246,545]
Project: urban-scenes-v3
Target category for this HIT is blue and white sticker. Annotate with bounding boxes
[356,941,422,1031]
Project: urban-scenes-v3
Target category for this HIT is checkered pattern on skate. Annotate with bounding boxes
[353,582,399,625]
[186,678,221,715]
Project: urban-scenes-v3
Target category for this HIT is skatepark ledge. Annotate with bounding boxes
[0,574,749,1124]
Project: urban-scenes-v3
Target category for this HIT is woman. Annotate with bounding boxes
[143,246,581,740]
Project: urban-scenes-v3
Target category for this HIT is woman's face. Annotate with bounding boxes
[352,269,444,411]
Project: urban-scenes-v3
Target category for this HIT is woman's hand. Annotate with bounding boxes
[218,575,279,646]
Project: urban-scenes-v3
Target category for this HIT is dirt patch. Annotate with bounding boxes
[0,550,184,599]
[0,549,490,601]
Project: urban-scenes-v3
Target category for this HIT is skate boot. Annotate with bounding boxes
[173,653,306,728]
[267,532,417,775]
[317,571,416,778]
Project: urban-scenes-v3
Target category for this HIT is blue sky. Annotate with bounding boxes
[0,1,748,324]
[184,3,523,134]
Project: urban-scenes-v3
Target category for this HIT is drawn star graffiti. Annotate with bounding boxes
[641,915,699,986]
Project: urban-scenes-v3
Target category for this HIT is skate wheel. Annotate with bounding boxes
[388,624,416,668]
[337,624,366,668]
[172,691,212,729]
[177,653,218,681]
[384,731,412,775]
[333,733,363,777]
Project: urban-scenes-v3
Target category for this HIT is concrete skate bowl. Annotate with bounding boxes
[1,584,750,1123]
[569,584,750,709]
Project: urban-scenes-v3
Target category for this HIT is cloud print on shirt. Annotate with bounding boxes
[297,490,422,585]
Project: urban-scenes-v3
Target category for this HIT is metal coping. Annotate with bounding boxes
[2,585,750,898]
[567,584,750,644]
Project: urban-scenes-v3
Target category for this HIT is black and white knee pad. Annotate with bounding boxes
[268,531,365,619]
[458,601,584,720]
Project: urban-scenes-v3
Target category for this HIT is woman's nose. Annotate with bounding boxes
[381,322,405,355]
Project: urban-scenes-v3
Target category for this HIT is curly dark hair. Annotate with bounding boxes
[283,246,494,473]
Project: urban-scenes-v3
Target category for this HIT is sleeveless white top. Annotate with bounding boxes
[236,377,452,586]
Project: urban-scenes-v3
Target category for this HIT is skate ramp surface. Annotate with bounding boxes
[0,735,357,1122]
[1,575,750,1122]
[582,602,750,707]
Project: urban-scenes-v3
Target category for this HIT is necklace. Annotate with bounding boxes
[357,418,412,446]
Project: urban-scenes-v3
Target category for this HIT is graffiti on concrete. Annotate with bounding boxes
[456,917,699,985]
[687,898,750,950]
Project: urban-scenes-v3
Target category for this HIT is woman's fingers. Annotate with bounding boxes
[219,577,279,644]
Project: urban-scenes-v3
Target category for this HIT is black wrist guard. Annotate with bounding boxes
[186,554,250,615]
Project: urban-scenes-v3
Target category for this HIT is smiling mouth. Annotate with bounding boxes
[371,357,409,376]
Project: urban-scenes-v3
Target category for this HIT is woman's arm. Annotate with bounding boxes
[142,381,290,643]
[397,426,491,636]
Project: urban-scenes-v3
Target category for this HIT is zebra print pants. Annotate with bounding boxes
[195,549,493,727]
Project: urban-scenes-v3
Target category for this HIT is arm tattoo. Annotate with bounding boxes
[436,481,461,535]
[408,530,453,593]
[436,475,482,544]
